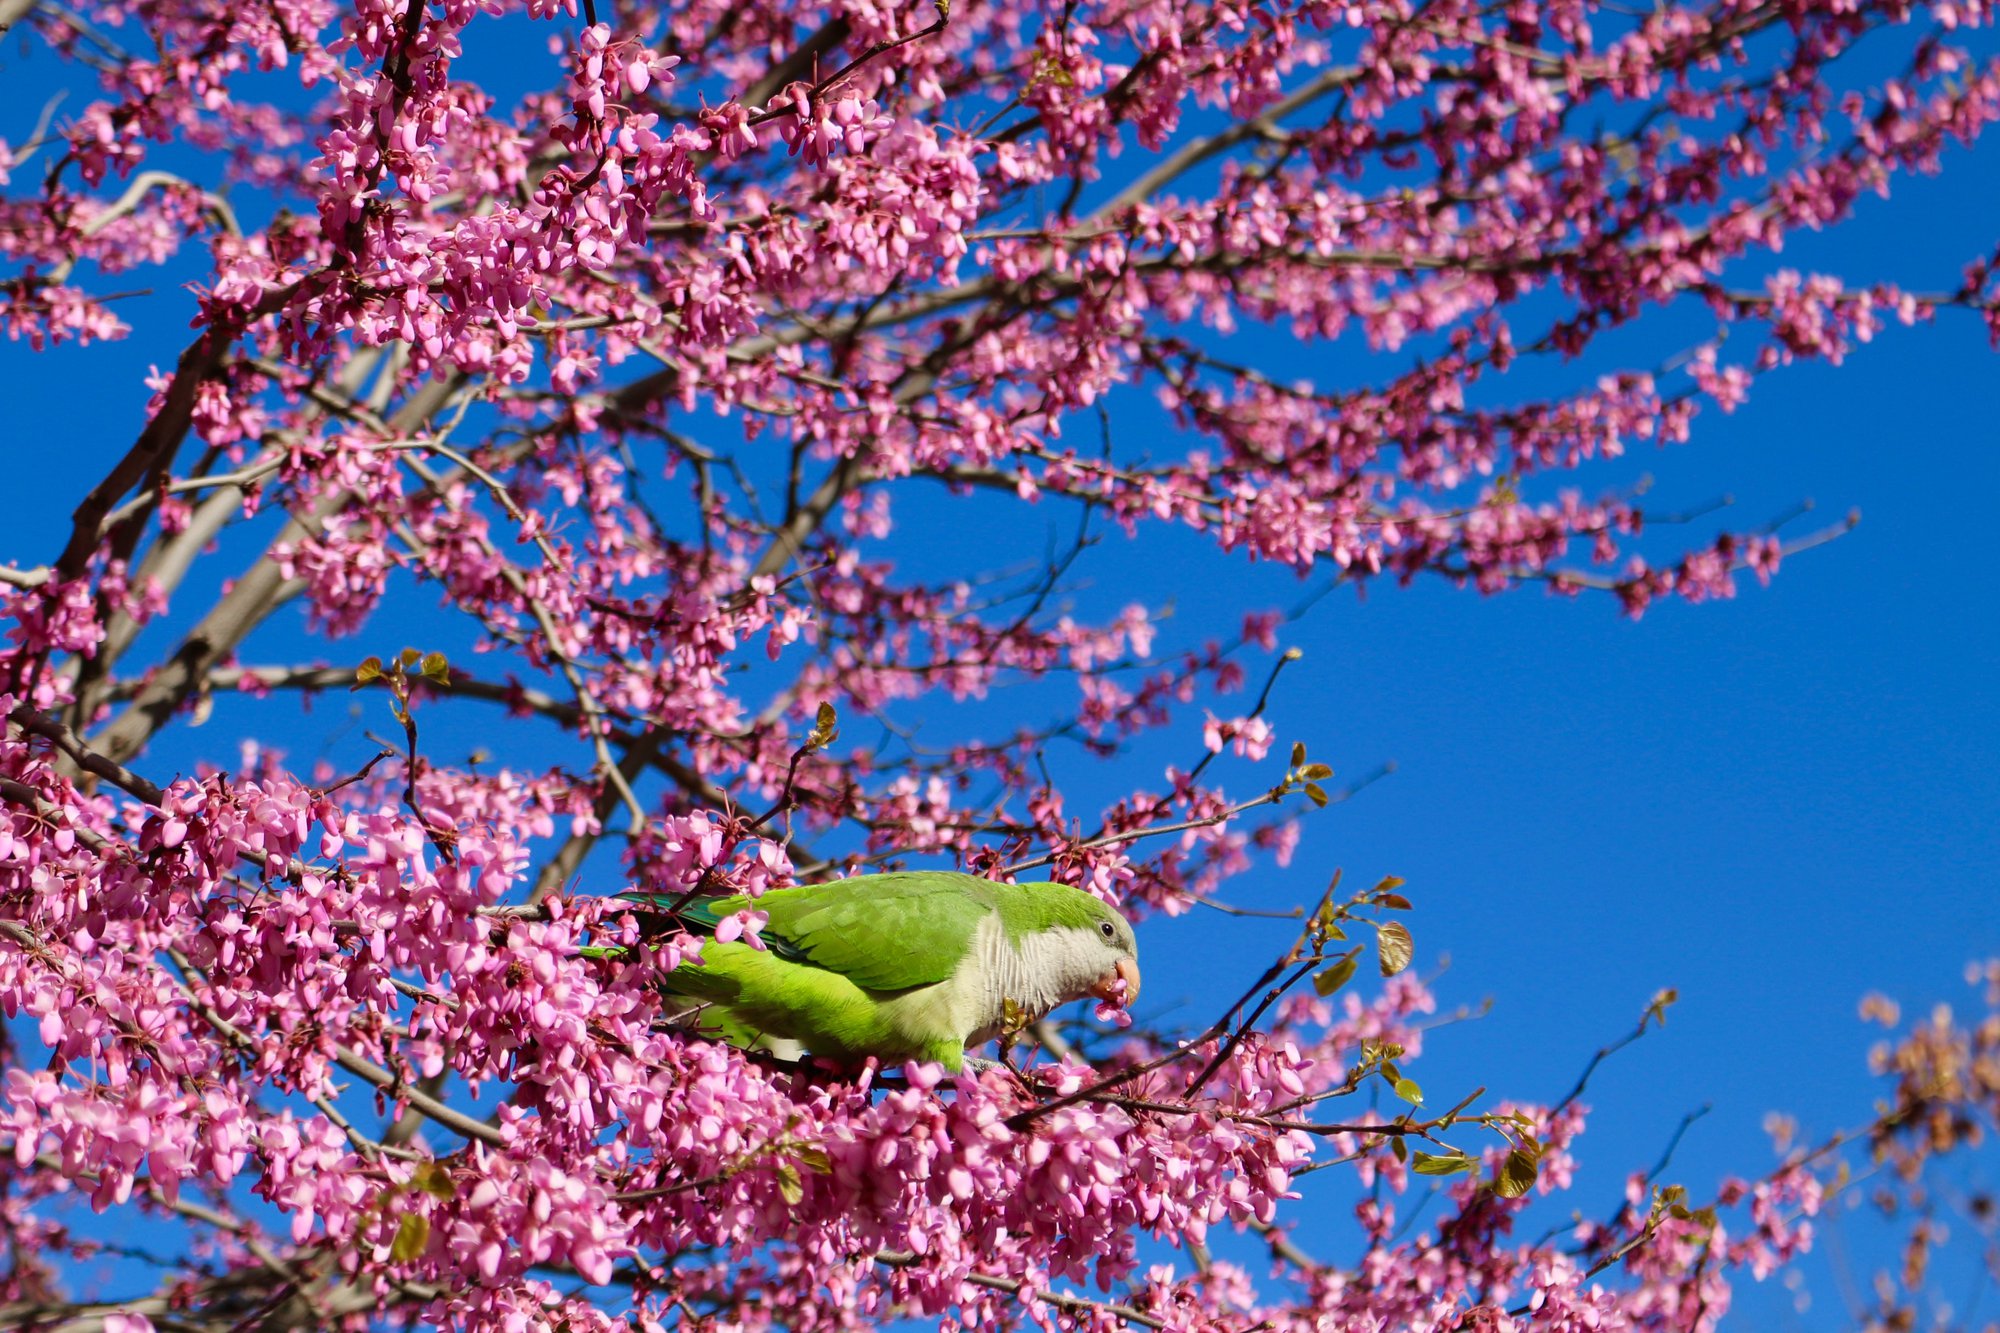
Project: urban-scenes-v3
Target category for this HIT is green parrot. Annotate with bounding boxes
[605,871,1141,1072]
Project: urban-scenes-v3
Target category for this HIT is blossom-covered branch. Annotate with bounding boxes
[2,0,1998,1324]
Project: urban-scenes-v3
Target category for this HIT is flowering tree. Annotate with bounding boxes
[1,0,1998,1322]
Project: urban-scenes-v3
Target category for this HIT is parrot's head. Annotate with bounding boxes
[1074,897,1142,1009]
[1007,883,1142,1024]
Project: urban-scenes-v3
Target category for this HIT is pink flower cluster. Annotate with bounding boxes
[2,0,1997,1320]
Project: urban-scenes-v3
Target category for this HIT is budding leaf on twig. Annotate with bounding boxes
[805,700,839,752]
[1314,951,1360,997]
[1493,1148,1540,1199]
[1413,1151,1477,1176]
[389,1212,430,1263]
[411,1161,455,1201]
[1377,921,1414,976]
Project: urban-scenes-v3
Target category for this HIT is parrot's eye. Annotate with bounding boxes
[1099,920,1116,939]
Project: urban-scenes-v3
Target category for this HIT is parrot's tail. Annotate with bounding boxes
[596,890,814,965]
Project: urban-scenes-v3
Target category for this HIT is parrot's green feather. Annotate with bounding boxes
[607,870,1140,1071]
[620,872,996,987]
[753,872,996,990]
[653,939,969,1066]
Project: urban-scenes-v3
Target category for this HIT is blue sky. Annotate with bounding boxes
[5,12,2000,1326]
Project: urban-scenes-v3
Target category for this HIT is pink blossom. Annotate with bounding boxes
[0,0,1993,1321]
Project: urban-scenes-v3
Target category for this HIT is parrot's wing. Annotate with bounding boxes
[757,872,998,992]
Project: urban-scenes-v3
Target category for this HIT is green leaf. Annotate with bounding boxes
[1377,921,1414,976]
[1301,763,1334,780]
[1391,1137,1407,1162]
[1371,875,1406,896]
[355,656,384,686]
[792,1145,834,1175]
[389,1212,430,1263]
[806,701,839,751]
[1493,1148,1540,1199]
[775,1160,804,1206]
[411,1161,455,1201]
[421,651,451,685]
[1290,741,1307,767]
[399,647,422,667]
[1392,1077,1424,1106]
[1412,1151,1477,1176]
[1375,893,1413,911]
[1644,987,1679,1029]
[1313,954,1359,997]
[1304,783,1329,808]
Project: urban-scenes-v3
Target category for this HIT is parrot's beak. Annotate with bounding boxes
[1090,957,1142,1006]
